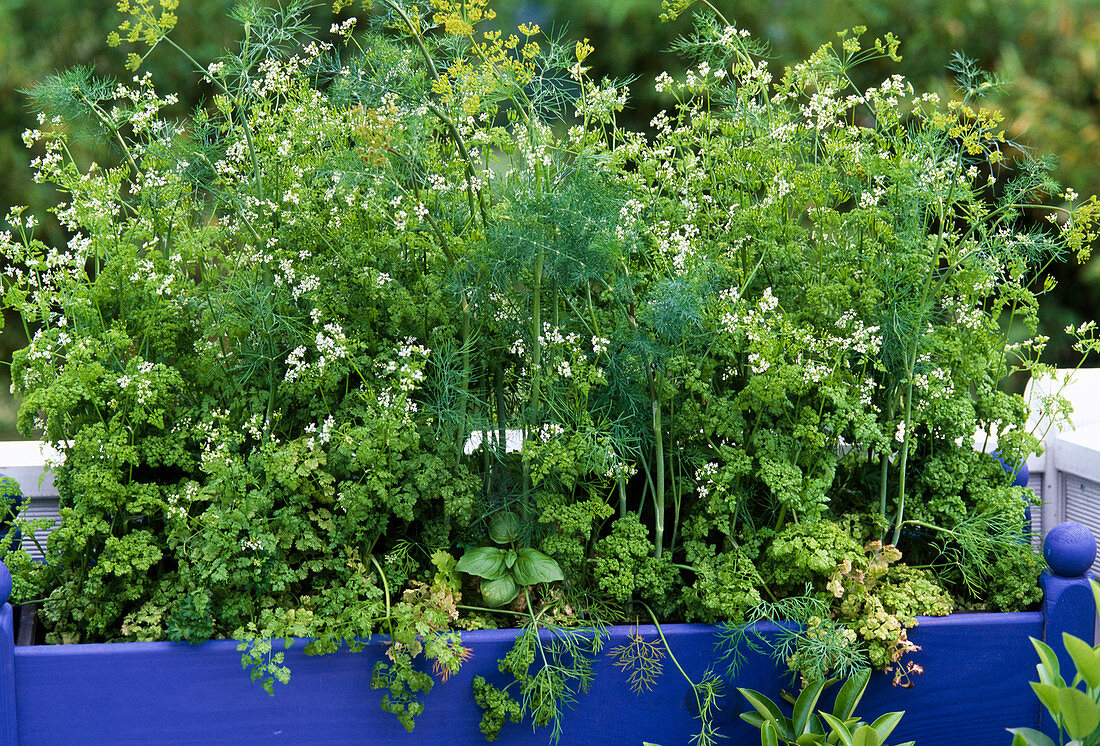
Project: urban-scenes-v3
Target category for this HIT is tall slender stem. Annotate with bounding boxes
[877,392,897,524]
[651,383,665,559]
[531,248,544,418]
[890,381,914,546]
[380,0,488,225]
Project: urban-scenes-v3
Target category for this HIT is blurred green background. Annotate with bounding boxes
[1,0,1097,439]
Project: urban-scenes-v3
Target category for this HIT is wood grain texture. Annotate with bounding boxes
[0,605,16,746]
[7,614,1048,745]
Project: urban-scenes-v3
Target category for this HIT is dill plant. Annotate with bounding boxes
[1,0,1099,741]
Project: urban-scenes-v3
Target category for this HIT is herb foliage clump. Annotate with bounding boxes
[3,0,1099,740]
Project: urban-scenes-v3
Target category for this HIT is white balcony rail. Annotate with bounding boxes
[0,441,61,561]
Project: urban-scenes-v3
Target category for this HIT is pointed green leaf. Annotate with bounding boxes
[739,688,793,739]
[761,722,779,746]
[868,711,904,741]
[1091,579,1100,621]
[489,512,521,544]
[480,575,519,607]
[792,680,828,736]
[1032,682,1063,721]
[511,547,564,585]
[796,734,825,746]
[825,715,862,745]
[820,712,855,746]
[808,712,825,737]
[455,547,508,580]
[851,724,882,746]
[1064,633,1100,689]
[1057,686,1100,739]
[1032,638,1065,686]
[739,688,783,724]
[742,712,766,728]
[1006,727,1057,746]
[833,669,871,720]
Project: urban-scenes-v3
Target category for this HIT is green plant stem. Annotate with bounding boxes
[668,390,682,556]
[77,92,141,177]
[379,0,488,225]
[423,100,489,225]
[162,36,264,198]
[888,142,965,545]
[385,146,457,265]
[262,377,277,446]
[889,391,912,546]
[890,382,913,546]
[531,247,544,418]
[380,0,440,80]
[651,386,665,560]
[495,363,507,461]
[585,283,599,336]
[877,436,891,524]
[457,604,528,618]
[459,300,472,460]
[525,589,552,672]
[639,601,715,742]
[369,554,392,620]
[640,602,693,694]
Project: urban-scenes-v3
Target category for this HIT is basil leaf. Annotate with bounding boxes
[489,512,521,544]
[455,547,508,580]
[512,547,564,586]
[481,575,520,607]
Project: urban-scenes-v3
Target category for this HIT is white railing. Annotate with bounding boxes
[1020,369,1100,575]
[0,441,60,561]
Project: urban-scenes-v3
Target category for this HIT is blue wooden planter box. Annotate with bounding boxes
[0,527,1094,745]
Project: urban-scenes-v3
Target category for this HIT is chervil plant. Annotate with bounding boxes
[3,0,1099,742]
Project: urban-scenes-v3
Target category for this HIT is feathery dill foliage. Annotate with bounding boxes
[2,0,1100,741]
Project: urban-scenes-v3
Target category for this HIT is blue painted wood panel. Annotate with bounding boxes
[9,613,1045,745]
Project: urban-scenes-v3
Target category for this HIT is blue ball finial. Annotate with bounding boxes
[1044,521,1098,578]
[0,560,10,605]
